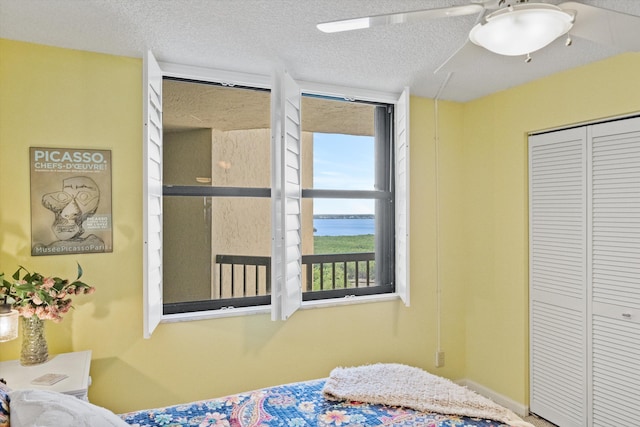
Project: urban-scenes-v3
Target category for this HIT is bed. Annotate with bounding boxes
[1,364,534,427]
[120,364,533,427]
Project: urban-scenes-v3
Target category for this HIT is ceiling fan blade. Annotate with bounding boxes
[560,1,640,51]
[317,4,483,33]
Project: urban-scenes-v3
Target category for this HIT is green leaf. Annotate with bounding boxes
[76,262,84,280]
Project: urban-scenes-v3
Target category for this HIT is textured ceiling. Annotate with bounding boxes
[1,0,640,102]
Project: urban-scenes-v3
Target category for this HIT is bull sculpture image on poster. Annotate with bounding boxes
[30,148,113,255]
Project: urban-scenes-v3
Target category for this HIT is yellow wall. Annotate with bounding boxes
[2,37,639,414]
[460,53,640,404]
[0,39,463,413]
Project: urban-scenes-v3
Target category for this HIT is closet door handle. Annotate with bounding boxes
[622,313,632,318]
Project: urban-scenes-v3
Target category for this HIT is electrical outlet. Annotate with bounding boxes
[435,351,445,368]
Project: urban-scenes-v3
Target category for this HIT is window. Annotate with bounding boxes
[161,78,272,315]
[300,96,395,301]
[143,51,409,337]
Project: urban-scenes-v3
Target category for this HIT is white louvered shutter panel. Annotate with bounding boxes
[529,128,588,427]
[590,117,640,425]
[395,88,410,306]
[271,70,302,321]
[143,51,164,338]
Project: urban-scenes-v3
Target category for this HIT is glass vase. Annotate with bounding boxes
[20,316,49,365]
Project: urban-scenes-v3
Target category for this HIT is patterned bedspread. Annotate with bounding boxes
[119,379,517,427]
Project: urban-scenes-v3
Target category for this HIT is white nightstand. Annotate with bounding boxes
[0,350,92,401]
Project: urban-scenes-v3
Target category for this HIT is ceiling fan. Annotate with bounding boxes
[317,1,640,71]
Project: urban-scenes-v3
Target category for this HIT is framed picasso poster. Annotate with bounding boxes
[30,147,113,256]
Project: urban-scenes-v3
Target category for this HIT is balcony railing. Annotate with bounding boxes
[164,252,389,314]
[304,252,376,291]
[215,254,271,299]
[214,252,377,299]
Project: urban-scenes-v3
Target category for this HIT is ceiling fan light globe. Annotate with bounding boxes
[469,3,575,56]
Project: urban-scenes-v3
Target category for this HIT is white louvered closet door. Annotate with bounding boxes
[529,128,588,427]
[589,117,640,426]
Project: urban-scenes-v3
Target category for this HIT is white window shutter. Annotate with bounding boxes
[143,50,164,338]
[271,70,302,320]
[395,88,410,306]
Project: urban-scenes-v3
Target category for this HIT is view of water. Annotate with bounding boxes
[313,218,375,236]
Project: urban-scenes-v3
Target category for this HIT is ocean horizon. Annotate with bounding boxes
[313,217,374,236]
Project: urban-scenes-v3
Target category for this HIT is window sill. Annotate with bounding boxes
[301,293,400,310]
[161,305,270,323]
[159,293,402,323]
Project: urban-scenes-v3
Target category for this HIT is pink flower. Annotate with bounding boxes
[319,410,350,425]
[20,306,36,318]
[4,264,95,322]
[35,306,46,319]
[42,277,55,289]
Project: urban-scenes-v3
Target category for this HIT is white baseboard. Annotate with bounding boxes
[456,379,529,417]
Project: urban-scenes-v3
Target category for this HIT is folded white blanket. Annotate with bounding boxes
[323,363,534,427]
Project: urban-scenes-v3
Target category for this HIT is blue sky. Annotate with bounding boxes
[312,133,375,215]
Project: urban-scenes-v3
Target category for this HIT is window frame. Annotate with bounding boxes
[143,51,409,337]
[296,81,409,308]
[300,99,394,302]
